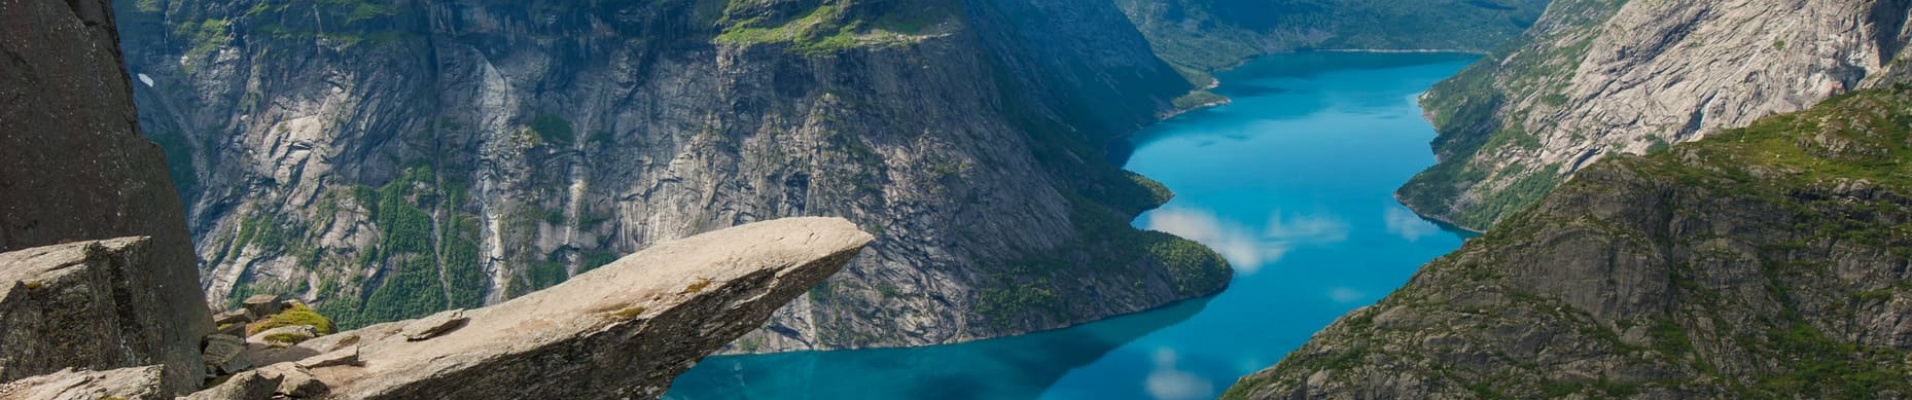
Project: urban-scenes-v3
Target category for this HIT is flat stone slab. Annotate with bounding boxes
[400,309,466,341]
[295,346,360,369]
[302,217,872,400]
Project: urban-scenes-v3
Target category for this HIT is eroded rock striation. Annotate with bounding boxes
[0,0,212,391]
[1227,86,1912,399]
[113,0,1230,351]
[1402,0,1912,231]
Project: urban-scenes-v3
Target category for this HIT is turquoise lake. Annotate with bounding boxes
[666,52,1477,400]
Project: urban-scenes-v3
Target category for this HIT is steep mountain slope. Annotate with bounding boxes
[1226,85,1912,399]
[0,0,211,392]
[1400,0,1912,231]
[111,0,1230,352]
[1112,0,1551,72]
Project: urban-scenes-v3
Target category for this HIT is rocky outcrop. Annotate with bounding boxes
[0,0,211,392]
[113,0,1229,352]
[1226,86,1912,399]
[6,217,870,400]
[311,217,869,399]
[0,367,166,400]
[164,217,869,400]
[1401,0,1912,231]
[1113,0,1551,71]
[0,238,166,382]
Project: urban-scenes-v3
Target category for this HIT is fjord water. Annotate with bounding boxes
[666,52,1475,400]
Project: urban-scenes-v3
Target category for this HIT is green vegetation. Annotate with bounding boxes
[145,128,199,203]
[682,278,714,294]
[1170,91,1228,111]
[710,0,952,55]
[611,306,647,321]
[528,114,575,145]
[243,0,411,48]
[296,164,489,329]
[976,189,1231,329]
[1114,0,1550,72]
[248,303,336,336]
[178,18,230,66]
[578,250,620,273]
[513,260,568,296]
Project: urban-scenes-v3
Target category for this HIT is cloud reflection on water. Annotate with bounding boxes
[1384,205,1440,242]
[1144,349,1213,400]
[1143,207,1349,274]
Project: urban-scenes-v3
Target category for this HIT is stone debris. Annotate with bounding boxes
[200,334,251,375]
[267,363,329,398]
[180,367,281,400]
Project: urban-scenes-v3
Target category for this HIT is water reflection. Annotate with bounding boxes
[665,298,1212,400]
[1140,207,1349,275]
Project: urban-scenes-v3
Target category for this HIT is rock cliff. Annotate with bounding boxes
[1226,86,1912,399]
[2,218,875,399]
[0,0,211,391]
[1112,0,1551,72]
[112,0,1231,352]
[0,238,197,394]
[1401,0,1912,231]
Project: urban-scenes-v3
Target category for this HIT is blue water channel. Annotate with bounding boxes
[666,52,1478,400]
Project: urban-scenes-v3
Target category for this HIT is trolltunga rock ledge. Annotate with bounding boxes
[243,217,872,399]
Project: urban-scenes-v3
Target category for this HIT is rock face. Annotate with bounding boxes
[0,238,207,395]
[0,367,166,400]
[207,217,873,399]
[1401,0,1912,231]
[1225,87,1912,399]
[1113,0,1552,71]
[0,0,211,391]
[112,0,1230,351]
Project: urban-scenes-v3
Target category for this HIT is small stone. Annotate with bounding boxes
[213,310,250,326]
[242,294,284,320]
[256,363,328,398]
[401,309,468,341]
[213,321,247,338]
[201,334,252,375]
[295,346,360,369]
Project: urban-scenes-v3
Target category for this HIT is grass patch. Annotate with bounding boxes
[248,304,336,336]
